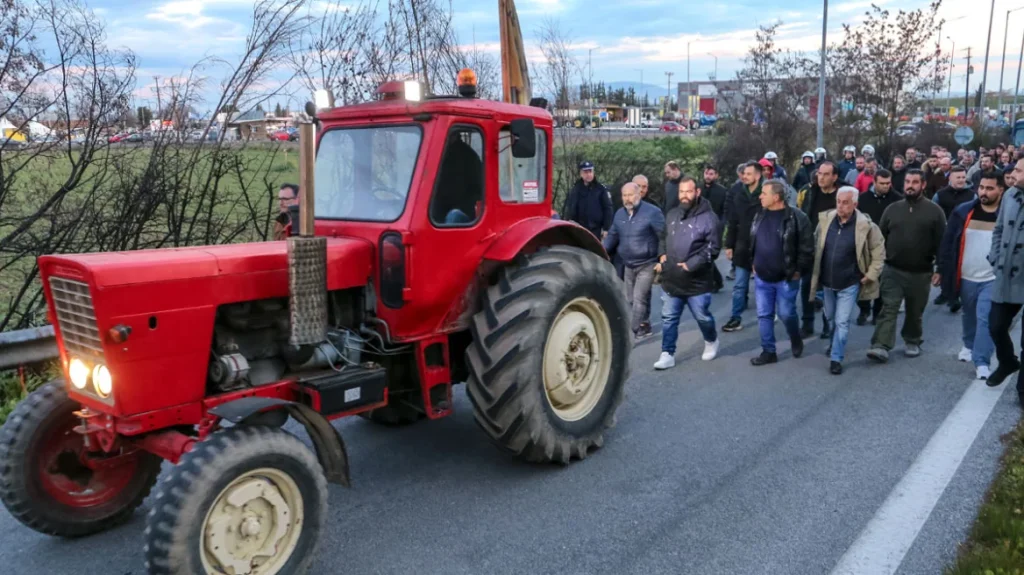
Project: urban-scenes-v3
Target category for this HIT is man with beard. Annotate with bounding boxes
[723,163,747,281]
[792,151,816,191]
[702,165,728,292]
[723,161,765,332]
[937,172,1007,380]
[857,169,903,325]
[799,161,840,338]
[855,158,878,194]
[890,155,907,194]
[632,174,657,207]
[844,155,866,186]
[867,169,947,362]
[653,177,721,369]
[972,154,996,189]
[987,160,1024,405]
[604,182,665,340]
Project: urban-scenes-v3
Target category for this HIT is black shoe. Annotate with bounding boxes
[949,300,962,313]
[801,322,814,338]
[722,318,742,332]
[635,325,653,339]
[751,352,778,366]
[830,361,843,375]
[856,312,868,326]
[820,327,833,340]
[987,360,1021,387]
[791,339,804,358]
[934,294,948,305]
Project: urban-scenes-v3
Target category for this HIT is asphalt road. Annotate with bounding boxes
[1,258,1020,575]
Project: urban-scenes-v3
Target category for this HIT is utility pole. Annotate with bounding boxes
[999,8,1024,118]
[665,72,674,115]
[588,49,593,121]
[933,20,943,110]
[981,0,996,117]
[947,37,955,113]
[816,0,828,150]
[707,53,718,81]
[686,42,692,119]
[1016,28,1024,120]
[965,47,973,118]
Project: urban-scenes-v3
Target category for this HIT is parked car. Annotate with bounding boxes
[269,130,291,141]
[660,121,686,133]
[689,112,718,130]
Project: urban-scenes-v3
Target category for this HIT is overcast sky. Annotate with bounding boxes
[89,0,995,109]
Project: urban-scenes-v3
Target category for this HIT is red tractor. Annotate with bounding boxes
[0,73,631,574]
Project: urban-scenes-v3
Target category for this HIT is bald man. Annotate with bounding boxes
[605,181,666,338]
[633,174,657,208]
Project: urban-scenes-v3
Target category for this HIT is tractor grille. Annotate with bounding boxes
[48,277,104,360]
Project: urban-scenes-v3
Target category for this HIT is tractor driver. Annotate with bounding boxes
[274,183,299,240]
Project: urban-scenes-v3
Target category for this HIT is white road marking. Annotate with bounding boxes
[829,378,1010,575]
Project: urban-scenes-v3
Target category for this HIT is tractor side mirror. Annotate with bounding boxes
[509,118,536,158]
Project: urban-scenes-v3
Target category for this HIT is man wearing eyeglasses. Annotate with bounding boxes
[274,183,299,240]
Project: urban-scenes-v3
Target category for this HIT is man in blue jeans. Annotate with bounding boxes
[938,172,1007,380]
[748,180,814,365]
[809,187,885,374]
[722,161,764,332]
[653,177,721,369]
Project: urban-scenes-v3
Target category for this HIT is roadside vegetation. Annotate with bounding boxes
[947,420,1024,574]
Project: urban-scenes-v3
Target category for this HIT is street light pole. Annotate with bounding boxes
[999,8,1024,118]
[816,0,828,150]
[686,41,692,119]
[707,53,718,81]
[1016,28,1024,120]
[981,0,996,117]
[947,36,955,112]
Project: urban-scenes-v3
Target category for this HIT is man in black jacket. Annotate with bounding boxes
[857,169,903,324]
[792,151,816,192]
[890,155,907,194]
[604,182,666,339]
[662,160,685,214]
[723,163,746,281]
[723,161,764,332]
[799,160,840,338]
[653,177,721,369]
[750,180,815,365]
[702,165,728,292]
[563,161,612,239]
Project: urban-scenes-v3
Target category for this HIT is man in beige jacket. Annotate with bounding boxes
[810,186,885,374]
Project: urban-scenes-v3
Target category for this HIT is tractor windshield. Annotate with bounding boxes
[314,125,422,222]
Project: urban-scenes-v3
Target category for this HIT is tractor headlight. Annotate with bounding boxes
[92,364,113,398]
[68,358,89,390]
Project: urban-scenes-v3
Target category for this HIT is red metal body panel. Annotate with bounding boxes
[39,239,373,416]
[699,97,716,115]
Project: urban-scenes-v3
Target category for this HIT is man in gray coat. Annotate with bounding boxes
[986,159,1024,405]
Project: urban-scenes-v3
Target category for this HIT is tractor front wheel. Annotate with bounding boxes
[0,380,161,537]
[466,246,631,463]
[144,425,327,575]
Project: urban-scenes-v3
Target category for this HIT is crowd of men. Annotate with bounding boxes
[562,141,1024,405]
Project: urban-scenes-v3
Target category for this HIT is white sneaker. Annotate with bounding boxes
[702,338,720,361]
[958,347,972,362]
[976,365,991,380]
[654,352,675,370]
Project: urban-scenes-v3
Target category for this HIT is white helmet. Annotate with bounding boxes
[814,147,827,158]
[843,145,856,154]
[802,150,814,160]
[862,144,875,155]
[764,151,778,160]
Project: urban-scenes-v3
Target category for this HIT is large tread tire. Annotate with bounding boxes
[465,246,631,464]
[144,425,327,575]
[0,380,162,538]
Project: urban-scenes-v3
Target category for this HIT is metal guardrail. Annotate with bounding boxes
[0,325,58,371]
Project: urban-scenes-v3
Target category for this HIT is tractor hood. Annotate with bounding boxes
[40,237,374,294]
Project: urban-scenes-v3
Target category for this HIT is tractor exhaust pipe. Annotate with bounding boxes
[287,119,328,346]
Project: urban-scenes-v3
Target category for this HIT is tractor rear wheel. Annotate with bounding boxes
[0,380,161,537]
[144,425,327,575]
[466,246,631,463]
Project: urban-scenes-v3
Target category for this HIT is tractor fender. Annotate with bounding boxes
[208,397,351,487]
[482,217,608,263]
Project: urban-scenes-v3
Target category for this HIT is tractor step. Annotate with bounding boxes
[298,366,387,416]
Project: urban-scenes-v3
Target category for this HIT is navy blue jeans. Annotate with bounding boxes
[755,276,801,354]
[661,292,717,355]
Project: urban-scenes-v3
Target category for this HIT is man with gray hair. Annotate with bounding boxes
[810,186,885,374]
[604,181,665,339]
